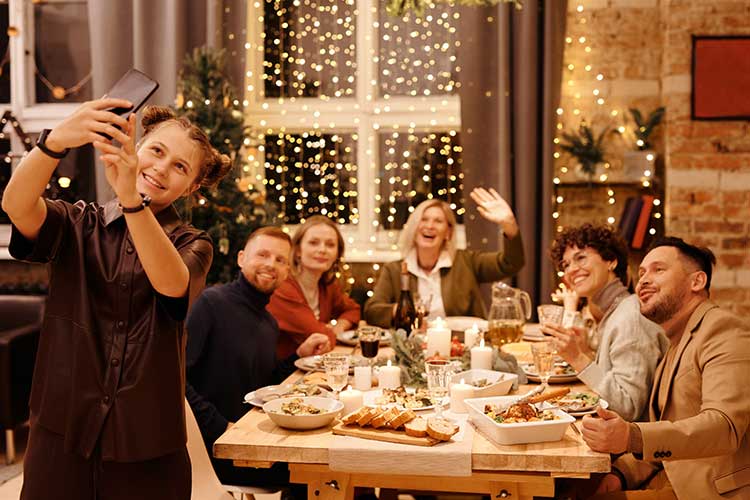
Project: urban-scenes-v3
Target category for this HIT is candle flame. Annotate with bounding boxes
[346,385,352,391]
[387,359,392,367]
[460,378,465,384]
[472,322,478,331]
[479,338,485,348]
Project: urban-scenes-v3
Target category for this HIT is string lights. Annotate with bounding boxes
[246,0,464,235]
[553,3,661,248]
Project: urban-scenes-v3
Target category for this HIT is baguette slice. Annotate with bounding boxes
[404,417,428,437]
[527,386,570,404]
[387,409,416,429]
[356,406,381,427]
[426,418,459,442]
[371,406,401,428]
[342,406,369,425]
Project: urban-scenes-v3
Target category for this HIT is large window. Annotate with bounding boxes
[0,0,94,250]
[244,0,463,260]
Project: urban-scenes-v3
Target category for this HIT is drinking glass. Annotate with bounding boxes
[424,359,452,418]
[537,304,564,327]
[323,353,350,398]
[358,326,380,366]
[531,342,556,388]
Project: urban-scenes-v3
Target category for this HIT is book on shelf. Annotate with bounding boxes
[631,195,655,250]
[618,197,644,244]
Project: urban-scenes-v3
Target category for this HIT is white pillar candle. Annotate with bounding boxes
[339,385,363,416]
[450,379,475,414]
[464,323,480,349]
[471,338,493,371]
[378,360,402,389]
[353,365,372,391]
[426,317,451,358]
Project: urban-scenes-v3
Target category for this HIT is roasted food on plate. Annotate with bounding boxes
[273,398,323,416]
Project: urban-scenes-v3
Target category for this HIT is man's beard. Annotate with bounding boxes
[641,288,684,325]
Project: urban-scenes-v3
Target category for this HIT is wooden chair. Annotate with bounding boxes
[184,399,280,500]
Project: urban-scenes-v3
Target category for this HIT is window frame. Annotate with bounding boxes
[243,0,463,262]
[0,0,84,257]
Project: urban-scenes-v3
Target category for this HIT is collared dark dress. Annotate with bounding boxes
[9,198,212,499]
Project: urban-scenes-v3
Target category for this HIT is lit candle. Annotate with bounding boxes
[426,317,451,358]
[339,385,363,416]
[450,378,475,414]
[464,323,480,349]
[471,338,493,371]
[353,365,372,391]
[378,360,401,389]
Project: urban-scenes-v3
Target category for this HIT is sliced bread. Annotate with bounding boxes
[426,418,459,442]
[404,416,428,437]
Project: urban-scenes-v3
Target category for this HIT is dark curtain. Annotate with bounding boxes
[460,0,566,311]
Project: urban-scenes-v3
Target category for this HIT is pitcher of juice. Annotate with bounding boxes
[486,282,532,347]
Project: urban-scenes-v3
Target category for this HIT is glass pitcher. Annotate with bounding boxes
[486,282,532,347]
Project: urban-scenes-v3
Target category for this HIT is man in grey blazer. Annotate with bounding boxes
[581,237,750,499]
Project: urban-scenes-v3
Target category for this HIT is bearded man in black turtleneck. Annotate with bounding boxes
[185,226,330,488]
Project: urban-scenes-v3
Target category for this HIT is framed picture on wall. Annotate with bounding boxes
[692,35,750,121]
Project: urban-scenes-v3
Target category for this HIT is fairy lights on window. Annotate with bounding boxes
[246,0,464,227]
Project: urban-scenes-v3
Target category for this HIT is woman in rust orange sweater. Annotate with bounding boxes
[268,216,360,358]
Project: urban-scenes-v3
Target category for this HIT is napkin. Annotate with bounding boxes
[329,413,473,477]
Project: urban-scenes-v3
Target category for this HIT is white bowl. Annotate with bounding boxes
[262,396,344,430]
[464,395,575,445]
[451,369,517,398]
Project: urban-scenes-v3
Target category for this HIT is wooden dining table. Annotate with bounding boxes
[213,341,611,500]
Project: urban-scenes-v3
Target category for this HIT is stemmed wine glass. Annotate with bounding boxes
[531,341,555,389]
[323,352,350,399]
[358,326,381,367]
[424,359,452,418]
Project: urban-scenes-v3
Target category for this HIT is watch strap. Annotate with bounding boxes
[36,129,70,159]
[120,194,152,214]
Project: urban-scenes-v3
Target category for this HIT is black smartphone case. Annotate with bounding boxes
[101,69,159,139]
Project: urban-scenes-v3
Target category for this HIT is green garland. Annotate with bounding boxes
[386,0,522,18]
[388,329,527,387]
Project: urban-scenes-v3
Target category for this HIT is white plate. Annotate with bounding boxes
[294,355,362,373]
[244,384,331,408]
[263,396,344,430]
[451,369,517,398]
[566,398,608,417]
[362,387,448,412]
[522,323,547,342]
[336,329,392,347]
[445,316,488,332]
[522,363,579,384]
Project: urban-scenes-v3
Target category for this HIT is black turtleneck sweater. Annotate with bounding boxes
[185,273,298,448]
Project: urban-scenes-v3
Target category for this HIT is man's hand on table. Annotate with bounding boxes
[581,406,630,454]
[595,473,623,493]
[297,333,332,357]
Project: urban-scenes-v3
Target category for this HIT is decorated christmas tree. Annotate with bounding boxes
[175,47,276,284]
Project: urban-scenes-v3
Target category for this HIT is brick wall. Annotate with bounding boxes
[558,0,750,313]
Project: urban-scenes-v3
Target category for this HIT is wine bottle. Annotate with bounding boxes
[393,261,417,334]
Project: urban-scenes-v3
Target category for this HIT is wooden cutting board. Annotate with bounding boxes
[332,423,440,447]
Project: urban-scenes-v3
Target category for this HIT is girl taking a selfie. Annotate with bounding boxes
[1,98,230,500]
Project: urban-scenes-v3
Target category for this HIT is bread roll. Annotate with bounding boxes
[371,407,401,428]
[404,417,428,437]
[356,406,381,426]
[527,386,570,404]
[387,409,416,429]
[342,407,369,425]
[426,418,459,441]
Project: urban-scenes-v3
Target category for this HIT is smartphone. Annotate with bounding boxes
[101,68,159,139]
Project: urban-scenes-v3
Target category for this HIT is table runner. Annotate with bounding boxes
[328,413,473,477]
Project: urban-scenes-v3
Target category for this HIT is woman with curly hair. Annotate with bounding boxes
[268,215,359,358]
[543,224,668,421]
[2,99,231,498]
